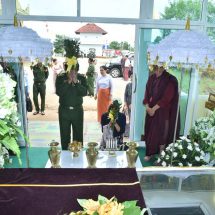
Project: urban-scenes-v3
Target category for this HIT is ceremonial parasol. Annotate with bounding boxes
[147,20,215,165]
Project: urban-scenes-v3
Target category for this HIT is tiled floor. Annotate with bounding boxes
[28,120,102,147]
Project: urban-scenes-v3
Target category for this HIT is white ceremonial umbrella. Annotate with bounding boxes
[148,30,215,66]
[0,25,53,167]
[0,25,53,62]
[147,24,215,166]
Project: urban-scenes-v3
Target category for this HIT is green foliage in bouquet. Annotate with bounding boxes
[108,100,122,130]
[0,118,26,165]
[69,195,147,215]
[64,39,80,58]
[0,70,28,165]
[157,137,206,167]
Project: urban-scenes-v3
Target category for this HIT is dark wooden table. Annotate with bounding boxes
[0,168,145,215]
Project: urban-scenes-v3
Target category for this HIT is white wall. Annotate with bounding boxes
[78,33,105,56]
[79,44,103,56]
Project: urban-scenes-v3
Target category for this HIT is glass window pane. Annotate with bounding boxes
[0,0,2,15]
[81,0,140,18]
[17,0,77,16]
[182,174,215,191]
[153,0,203,21]
[194,28,215,120]
[208,0,215,24]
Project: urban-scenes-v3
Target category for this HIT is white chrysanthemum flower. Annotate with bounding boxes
[187,163,192,167]
[200,156,204,160]
[0,156,4,167]
[195,156,200,161]
[165,155,170,160]
[162,161,166,167]
[166,146,170,151]
[187,145,193,151]
[182,154,187,159]
[157,158,161,163]
[178,145,183,150]
[180,136,186,140]
[178,163,183,167]
[161,151,165,156]
[16,120,21,127]
[194,142,199,147]
[0,109,9,119]
[195,147,200,152]
[173,152,178,158]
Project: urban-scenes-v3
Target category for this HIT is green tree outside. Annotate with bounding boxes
[109,41,134,51]
[53,35,67,55]
[154,0,215,43]
[109,41,121,50]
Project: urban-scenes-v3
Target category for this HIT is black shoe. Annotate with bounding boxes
[33,111,39,115]
[41,111,45,115]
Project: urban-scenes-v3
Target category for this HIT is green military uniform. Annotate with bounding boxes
[32,63,49,113]
[56,72,87,150]
[86,64,95,96]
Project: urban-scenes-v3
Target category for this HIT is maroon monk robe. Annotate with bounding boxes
[143,70,180,156]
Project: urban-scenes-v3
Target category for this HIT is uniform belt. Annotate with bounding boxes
[60,105,82,110]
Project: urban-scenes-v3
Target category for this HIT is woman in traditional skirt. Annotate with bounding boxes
[94,65,113,122]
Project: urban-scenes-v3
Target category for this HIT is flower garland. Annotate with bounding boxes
[69,195,147,215]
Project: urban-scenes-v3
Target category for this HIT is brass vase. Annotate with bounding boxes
[48,140,61,168]
[86,142,98,168]
[68,141,82,157]
[126,142,138,168]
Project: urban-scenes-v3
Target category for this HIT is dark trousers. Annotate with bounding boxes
[33,82,46,112]
[58,106,84,150]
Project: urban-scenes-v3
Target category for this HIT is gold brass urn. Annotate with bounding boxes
[126,142,138,168]
[86,142,98,168]
[48,140,61,168]
[68,141,82,157]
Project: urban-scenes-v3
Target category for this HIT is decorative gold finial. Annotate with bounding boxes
[14,14,23,27]
[14,15,18,27]
[185,17,190,30]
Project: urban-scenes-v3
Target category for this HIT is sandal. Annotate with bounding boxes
[41,111,45,115]
[33,111,39,115]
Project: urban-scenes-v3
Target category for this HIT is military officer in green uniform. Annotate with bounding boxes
[56,63,87,150]
[86,58,96,96]
[31,62,49,115]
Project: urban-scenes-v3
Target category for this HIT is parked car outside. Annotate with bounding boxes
[105,54,134,78]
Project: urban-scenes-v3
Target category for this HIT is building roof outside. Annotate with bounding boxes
[75,23,107,35]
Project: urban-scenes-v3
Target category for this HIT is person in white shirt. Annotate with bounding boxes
[123,55,131,81]
[52,58,63,93]
[94,65,113,122]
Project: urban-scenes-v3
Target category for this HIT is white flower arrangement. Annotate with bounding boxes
[157,137,206,167]
[189,111,215,162]
[0,69,24,166]
[0,145,10,168]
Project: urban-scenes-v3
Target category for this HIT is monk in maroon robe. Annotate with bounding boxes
[143,65,180,161]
